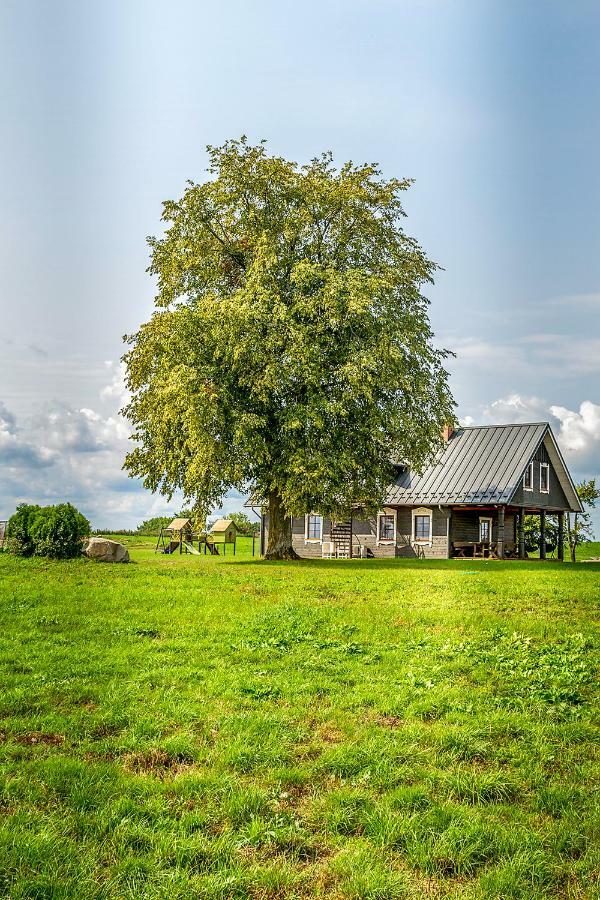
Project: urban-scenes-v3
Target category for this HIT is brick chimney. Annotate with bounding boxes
[442,423,454,443]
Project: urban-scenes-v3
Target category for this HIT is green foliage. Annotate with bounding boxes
[7,503,89,559]
[568,478,599,561]
[6,503,42,556]
[523,514,558,554]
[228,511,258,535]
[28,504,90,559]
[123,138,455,553]
[0,543,598,896]
[136,515,172,535]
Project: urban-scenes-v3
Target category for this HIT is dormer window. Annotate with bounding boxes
[540,463,549,494]
[523,462,534,491]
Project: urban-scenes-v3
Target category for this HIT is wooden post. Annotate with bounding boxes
[540,509,546,559]
[518,507,525,559]
[497,506,505,559]
[349,513,353,559]
[558,511,564,561]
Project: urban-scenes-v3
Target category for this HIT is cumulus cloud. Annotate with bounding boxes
[0,365,145,526]
[462,393,600,476]
[0,401,55,468]
[100,361,130,408]
[550,401,600,461]
[0,368,244,529]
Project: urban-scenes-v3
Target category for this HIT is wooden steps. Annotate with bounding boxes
[330,520,352,558]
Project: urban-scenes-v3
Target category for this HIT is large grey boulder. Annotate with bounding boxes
[84,537,130,563]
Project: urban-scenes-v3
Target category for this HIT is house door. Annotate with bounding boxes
[479,517,492,544]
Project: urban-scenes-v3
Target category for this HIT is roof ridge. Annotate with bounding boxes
[458,422,549,431]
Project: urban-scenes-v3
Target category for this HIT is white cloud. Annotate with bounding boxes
[0,369,246,530]
[484,394,548,424]
[461,394,600,476]
[549,401,600,459]
[100,361,130,408]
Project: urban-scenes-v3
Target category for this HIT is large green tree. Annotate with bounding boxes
[123,139,454,558]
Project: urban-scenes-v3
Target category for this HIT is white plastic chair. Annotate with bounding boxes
[321,541,335,558]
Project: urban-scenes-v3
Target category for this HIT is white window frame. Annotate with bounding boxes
[479,516,493,543]
[304,513,323,542]
[523,461,534,491]
[540,462,550,494]
[377,510,396,544]
[412,507,433,547]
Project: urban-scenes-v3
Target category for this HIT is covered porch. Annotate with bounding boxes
[449,505,566,560]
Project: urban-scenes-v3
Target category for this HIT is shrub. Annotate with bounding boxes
[8,503,90,559]
[6,504,42,556]
[29,504,90,559]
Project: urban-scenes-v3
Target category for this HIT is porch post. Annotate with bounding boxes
[518,507,525,559]
[497,506,505,559]
[558,511,564,562]
[540,509,546,560]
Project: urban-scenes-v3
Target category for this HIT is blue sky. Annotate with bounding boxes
[1,0,599,529]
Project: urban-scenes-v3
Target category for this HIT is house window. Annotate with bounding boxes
[378,513,396,542]
[414,516,430,540]
[305,513,322,541]
[540,463,549,493]
[523,461,534,491]
[412,507,432,545]
[479,517,492,543]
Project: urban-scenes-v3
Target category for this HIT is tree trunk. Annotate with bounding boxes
[264,490,299,560]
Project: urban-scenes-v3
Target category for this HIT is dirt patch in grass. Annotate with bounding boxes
[14,732,64,746]
[376,714,404,728]
[90,722,122,739]
[122,748,195,777]
[317,725,343,744]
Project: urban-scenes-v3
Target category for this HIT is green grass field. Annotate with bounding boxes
[0,538,599,899]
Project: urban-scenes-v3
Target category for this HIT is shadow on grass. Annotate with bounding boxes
[220,557,600,572]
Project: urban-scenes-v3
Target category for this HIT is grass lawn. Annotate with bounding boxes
[0,538,599,899]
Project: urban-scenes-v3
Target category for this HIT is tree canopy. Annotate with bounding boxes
[123,138,454,557]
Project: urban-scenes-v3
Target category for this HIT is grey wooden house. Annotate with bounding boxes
[259,423,582,560]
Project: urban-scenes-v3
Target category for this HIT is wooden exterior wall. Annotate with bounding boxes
[264,507,451,559]
[510,443,571,510]
[262,507,522,559]
[450,510,516,545]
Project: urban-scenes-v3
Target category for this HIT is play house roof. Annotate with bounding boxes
[168,518,192,531]
[209,518,237,533]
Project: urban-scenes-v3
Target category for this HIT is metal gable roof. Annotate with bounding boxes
[385,423,549,506]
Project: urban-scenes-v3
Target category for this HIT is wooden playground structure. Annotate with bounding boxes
[155,518,238,556]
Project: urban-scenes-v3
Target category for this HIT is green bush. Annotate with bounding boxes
[30,504,90,559]
[7,503,90,559]
[6,504,42,556]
